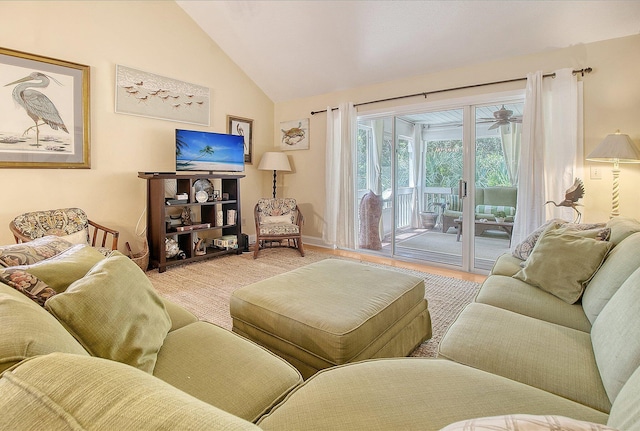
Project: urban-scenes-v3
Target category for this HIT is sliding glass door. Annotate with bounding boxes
[356,95,523,272]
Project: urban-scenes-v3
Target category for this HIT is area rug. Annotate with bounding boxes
[147,248,481,358]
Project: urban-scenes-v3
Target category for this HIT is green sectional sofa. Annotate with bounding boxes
[1,218,640,430]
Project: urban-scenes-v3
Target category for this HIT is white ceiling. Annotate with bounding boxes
[177,1,640,103]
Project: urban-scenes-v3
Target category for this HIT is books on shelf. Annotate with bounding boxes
[171,223,211,232]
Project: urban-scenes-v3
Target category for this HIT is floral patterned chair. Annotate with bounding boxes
[9,208,119,253]
[253,198,304,259]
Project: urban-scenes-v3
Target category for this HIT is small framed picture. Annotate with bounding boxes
[280,118,309,151]
[222,192,230,201]
[213,190,221,201]
[227,115,253,164]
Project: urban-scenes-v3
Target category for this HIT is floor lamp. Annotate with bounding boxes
[586,130,640,218]
[258,152,291,198]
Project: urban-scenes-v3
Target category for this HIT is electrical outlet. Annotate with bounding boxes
[590,166,603,179]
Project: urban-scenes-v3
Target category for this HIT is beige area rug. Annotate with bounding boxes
[147,248,481,358]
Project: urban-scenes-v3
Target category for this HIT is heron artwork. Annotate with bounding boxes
[4,71,68,147]
[545,178,585,223]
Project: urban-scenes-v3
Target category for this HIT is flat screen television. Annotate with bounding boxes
[176,129,245,172]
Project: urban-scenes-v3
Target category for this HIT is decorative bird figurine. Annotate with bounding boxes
[545,178,585,223]
[4,72,68,146]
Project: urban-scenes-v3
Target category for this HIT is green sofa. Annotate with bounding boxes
[442,186,517,233]
[1,221,640,430]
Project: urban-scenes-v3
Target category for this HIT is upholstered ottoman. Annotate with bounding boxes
[230,259,432,378]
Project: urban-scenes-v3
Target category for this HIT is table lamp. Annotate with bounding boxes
[586,130,640,218]
[258,152,291,198]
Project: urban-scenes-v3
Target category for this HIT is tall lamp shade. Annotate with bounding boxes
[586,130,640,218]
[258,152,291,198]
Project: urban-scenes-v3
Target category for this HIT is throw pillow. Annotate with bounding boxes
[59,228,90,245]
[439,414,617,431]
[512,219,606,260]
[0,268,57,306]
[18,244,106,293]
[45,251,171,373]
[262,214,294,224]
[513,228,612,304]
[0,236,73,267]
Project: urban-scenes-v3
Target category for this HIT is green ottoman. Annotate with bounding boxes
[230,259,432,379]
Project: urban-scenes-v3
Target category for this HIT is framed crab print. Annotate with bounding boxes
[0,47,90,168]
[227,115,253,164]
[280,118,309,151]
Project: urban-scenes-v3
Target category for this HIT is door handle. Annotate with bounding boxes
[458,180,467,198]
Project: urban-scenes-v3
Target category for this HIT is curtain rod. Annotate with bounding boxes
[310,67,592,115]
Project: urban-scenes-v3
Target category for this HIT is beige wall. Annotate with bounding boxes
[2,2,638,249]
[0,1,275,247]
[275,34,640,242]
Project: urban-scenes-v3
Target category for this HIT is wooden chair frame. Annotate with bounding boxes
[9,213,119,251]
[253,201,304,259]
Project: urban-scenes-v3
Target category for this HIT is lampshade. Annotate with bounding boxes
[258,152,291,172]
[586,131,640,164]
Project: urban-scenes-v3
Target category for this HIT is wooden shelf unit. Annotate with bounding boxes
[138,172,244,272]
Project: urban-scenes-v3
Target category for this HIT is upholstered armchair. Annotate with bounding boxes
[253,198,304,259]
[9,208,119,253]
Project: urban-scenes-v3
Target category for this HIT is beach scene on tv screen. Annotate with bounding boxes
[176,130,244,172]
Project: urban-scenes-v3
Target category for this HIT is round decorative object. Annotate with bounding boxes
[165,237,180,258]
[195,190,208,203]
[193,179,214,200]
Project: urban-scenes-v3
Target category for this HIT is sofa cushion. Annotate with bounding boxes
[475,205,516,217]
[0,236,73,267]
[258,358,608,431]
[606,216,640,246]
[490,254,524,277]
[513,227,612,303]
[0,285,88,374]
[438,303,610,413]
[9,244,105,293]
[439,414,617,431]
[161,297,199,332]
[482,187,517,207]
[582,232,640,325]
[153,321,302,422]
[0,353,260,431]
[475,275,591,332]
[45,251,171,373]
[607,364,640,430]
[591,267,640,404]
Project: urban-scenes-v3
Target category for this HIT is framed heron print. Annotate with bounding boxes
[0,47,90,168]
[227,115,253,164]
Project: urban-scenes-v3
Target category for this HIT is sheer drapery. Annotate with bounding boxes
[324,103,356,249]
[410,125,422,228]
[542,68,583,221]
[500,122,522,186]
[511,69,583,249]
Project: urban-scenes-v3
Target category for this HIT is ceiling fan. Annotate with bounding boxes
[479,105,522,130]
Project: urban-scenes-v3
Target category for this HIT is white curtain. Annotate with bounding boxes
[500,122,522,186]
[410,125,422,228]
[324,102,356,249]
[511,69,583,249]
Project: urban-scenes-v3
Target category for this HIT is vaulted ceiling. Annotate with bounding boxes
[177,1,640,103]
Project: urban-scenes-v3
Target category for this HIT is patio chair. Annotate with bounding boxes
[9,207,119,253]
[253,198,304,259]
